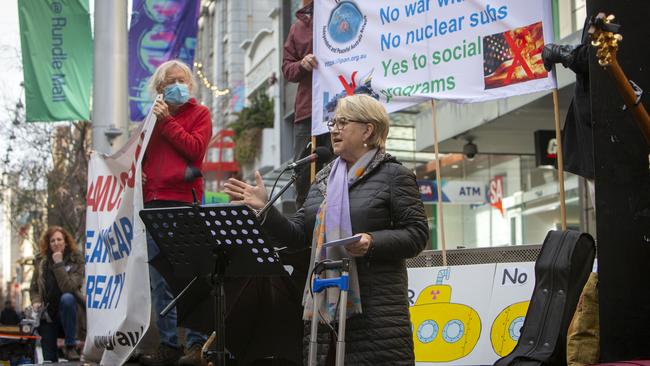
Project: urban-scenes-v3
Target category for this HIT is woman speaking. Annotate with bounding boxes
[225,94,429,365]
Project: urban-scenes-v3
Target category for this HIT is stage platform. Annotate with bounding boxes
[27,362,140,365]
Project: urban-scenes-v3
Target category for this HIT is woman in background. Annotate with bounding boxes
[30,226,84,362]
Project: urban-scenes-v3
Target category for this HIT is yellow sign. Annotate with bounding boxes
[490,301,530,356]
[410,284,482,362]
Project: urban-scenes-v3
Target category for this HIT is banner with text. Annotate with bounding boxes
[128,0,199,121]
[82,109,156,364]
[18,0,92,122]
[312,0,556,135]
[408,262,535,365]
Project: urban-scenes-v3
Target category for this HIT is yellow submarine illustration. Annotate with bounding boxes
[490,301,530,356]
[409,269,482,362]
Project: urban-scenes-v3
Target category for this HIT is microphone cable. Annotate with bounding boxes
[263,145,327,222]
[259,166,289,225]
[267,166,289,205]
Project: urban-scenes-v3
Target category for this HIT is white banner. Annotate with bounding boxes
[408,262,535,365]
[312,0,557,135]
[82,110,156,364]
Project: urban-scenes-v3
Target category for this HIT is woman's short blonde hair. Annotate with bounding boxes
[147,60,195,96]
[335,94,389,149]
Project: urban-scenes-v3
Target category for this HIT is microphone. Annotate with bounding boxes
[257,147,332,219]
[287,146,333,170]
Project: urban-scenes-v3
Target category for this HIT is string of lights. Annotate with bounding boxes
[194,62,230,97]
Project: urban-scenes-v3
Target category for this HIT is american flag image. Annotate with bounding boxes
[483,34,511,76]
[483,22,548,89]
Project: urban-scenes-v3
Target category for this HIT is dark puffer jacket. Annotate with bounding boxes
[263,151,429,365]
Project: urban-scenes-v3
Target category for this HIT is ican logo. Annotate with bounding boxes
[322,1,367,54]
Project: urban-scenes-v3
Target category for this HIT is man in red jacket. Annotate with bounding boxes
[282,1,332,209]
[139,60,212,366]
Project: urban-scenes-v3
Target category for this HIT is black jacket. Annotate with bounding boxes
[263,151,429,365]
[563,19,593,179]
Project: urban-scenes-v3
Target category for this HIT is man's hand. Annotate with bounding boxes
[345,233,373,257]
[52,252,63,264]
[300,54,318,72]
[152,99,171,120]
[223,171,268,210]
[542,44,576,71]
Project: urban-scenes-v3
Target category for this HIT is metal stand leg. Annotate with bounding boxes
[335,288,348,366]
[205,255,227,366]
[308,283,321,366]
[307,259,350,366]
[214,276,226,366]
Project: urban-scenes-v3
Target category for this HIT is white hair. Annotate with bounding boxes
[147,59,195,96]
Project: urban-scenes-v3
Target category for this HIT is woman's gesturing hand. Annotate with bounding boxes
[224,171,268,210]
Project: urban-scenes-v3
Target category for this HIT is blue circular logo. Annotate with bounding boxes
[327,1,363,44]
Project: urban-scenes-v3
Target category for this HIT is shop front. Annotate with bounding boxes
[406,29,596,248]
[417,153,586,250]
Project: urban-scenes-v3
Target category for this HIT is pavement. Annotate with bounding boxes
[8,306,161,365]
[42,361,140,365]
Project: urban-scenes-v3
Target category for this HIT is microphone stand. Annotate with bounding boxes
[257,173,298,218]
[257,149,329,218]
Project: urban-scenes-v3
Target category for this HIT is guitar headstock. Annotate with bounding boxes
[588,13,623,67]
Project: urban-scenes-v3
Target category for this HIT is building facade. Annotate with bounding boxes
[195,0,277,125]
[0,176,38,311]
[196,0,282,193]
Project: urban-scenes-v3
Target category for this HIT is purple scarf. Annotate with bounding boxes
[303,149,378,322]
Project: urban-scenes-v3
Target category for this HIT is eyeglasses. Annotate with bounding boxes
[326,116,370,132]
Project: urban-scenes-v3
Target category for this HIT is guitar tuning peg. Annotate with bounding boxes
[614,34,623,42]
[606,14,615,22]
[597,54,610,67]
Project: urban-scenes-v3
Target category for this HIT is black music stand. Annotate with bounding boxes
[139,203,287,366]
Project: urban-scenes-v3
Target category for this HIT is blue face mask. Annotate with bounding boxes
[163,83,190,105]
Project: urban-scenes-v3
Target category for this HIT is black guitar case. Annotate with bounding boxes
[494,230,596,366]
